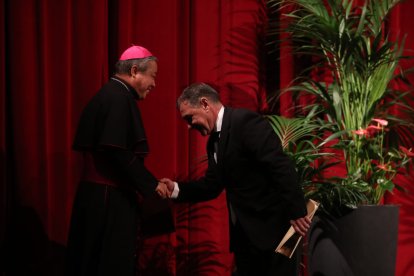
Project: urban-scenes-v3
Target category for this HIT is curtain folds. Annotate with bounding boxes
[384,2,414,276]
[1,0,413,275]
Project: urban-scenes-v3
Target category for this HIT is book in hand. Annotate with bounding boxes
[275,199,320,258]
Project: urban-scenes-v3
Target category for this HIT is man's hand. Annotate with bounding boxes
[159,178,175,192]
[290,216,311,237]
[156,178,176,199]
[155,182,170,199]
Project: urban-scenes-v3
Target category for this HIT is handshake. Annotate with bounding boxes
[155,178,176,199]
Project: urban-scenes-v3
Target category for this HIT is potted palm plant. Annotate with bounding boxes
[266,0,414,275]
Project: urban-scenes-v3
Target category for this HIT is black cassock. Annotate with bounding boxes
[66,77,173,276]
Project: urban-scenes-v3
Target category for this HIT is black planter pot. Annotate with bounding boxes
[307,205,399,276]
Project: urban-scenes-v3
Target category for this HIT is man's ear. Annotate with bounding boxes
[200,97,209,110]
[130,65,139,77]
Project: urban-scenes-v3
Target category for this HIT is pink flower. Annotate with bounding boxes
[372,118,388,126]
[353,125,384,138]
[377,163,391,171]
[353,129,368,136]
[399,146,414,158]
[367,125,382,130]
[366,125,383,137]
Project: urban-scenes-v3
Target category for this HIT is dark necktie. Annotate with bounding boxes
[211,131,220,141]
[211,131,220,163]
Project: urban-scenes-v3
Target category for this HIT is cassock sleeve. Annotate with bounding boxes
[102,149,158,198]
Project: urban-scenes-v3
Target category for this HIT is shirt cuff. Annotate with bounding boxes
[171,182,179,198]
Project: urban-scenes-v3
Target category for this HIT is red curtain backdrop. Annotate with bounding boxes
[385,2,414,276]
[1,0,413,275]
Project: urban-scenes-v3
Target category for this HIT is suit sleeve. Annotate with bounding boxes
[176,156,225,203]
[240,112,307,219]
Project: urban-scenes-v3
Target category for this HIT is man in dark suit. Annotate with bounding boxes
[159,82,311,275]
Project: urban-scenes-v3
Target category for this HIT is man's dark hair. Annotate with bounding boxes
[177,82,221,108]
[114,56,157,75]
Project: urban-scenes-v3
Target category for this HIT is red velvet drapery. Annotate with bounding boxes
[1,0,413,275]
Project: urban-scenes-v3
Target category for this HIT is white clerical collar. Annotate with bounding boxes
[215,106,224,132]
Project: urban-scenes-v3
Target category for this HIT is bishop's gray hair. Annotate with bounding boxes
[114,56,157,75]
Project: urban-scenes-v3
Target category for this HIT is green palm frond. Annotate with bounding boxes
[266,111,336,195]
[267,114,319,149]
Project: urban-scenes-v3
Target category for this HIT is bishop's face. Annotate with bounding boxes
[131,60,157,99]
[179,100,216,136]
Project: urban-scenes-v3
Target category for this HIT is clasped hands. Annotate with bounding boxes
[155,178,175,199]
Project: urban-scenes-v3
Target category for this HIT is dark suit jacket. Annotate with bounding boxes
[177,107,307,251]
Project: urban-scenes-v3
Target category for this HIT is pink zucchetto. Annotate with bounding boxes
[119,45,153,61]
